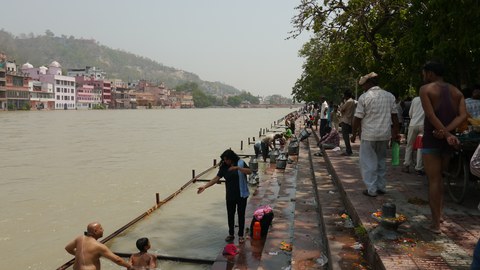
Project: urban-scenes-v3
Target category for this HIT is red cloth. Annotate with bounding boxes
[413,134,423,150]
[222,243,238,256]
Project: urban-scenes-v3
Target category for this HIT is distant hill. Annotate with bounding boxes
[0,29,240,96]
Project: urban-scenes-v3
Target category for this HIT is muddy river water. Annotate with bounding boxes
[0,107,296,270]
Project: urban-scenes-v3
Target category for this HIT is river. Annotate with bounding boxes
[0,107,297,270]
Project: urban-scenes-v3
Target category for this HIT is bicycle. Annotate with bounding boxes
[445,134,480,203]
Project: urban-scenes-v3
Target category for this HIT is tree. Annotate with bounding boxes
[227,96,242,107]
[192,88,212,108]
[290,0,480,102]
[45,29,54,37]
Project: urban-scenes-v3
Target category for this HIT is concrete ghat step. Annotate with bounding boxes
[324,136,476,269]
[290,138,325,270]
[307,132,369,270]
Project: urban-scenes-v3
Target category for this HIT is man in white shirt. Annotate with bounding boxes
[351,72,400,197]
[402,96,425,174]
[319,96,329,137]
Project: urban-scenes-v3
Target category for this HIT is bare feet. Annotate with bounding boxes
[426,225,441,235]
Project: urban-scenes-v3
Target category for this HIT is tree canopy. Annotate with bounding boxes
[290,0,480,102]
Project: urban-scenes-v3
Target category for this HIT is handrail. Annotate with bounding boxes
[56,163,220,270]
[114,252,215,265]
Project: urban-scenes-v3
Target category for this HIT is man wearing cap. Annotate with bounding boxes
[351,72,399,197]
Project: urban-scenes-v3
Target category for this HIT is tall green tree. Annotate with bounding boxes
[290,0,480,102]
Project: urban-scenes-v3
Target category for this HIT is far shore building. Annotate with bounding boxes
[0,53,6,109]
[135,92,155,108]
[29,81,54,110]
[74,76,100,109]
[21,61,76,110]
[67,66,105,80]
[5,61,30,110]
[68,67,111,108]
[169,91,194,108]
[111,79,136,109]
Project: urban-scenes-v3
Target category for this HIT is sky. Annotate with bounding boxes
[2,0,310,98]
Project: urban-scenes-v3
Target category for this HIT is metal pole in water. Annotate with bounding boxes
[156,193,160,204]
[192,169,195,179]
[241,140,243,150]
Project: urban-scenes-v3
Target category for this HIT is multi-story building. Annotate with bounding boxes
[95,79,112,107]
[75,76,98,109]
[0,53,6,110]
[67,66,105,79]
[5,61,30,110]
[22,61,76,110]
[111,79,136,109]
[74,76,100,109]
[169,91,194,108]
[29,81,54,110]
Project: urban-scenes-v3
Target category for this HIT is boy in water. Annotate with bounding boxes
[129,237,157,269]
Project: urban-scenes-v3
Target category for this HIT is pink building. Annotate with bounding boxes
[74,76,102,109]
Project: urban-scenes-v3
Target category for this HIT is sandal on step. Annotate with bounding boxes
[239,237,245,244]
[225,235,235,242]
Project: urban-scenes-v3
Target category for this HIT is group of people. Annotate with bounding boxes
[66,150,256,270]
[303,90,357,157]
[64,116,301,269]
[347,62,468,236]
[64,61,480,269]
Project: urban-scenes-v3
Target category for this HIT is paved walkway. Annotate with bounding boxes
[210,123,480,269]
[322,133,480,269]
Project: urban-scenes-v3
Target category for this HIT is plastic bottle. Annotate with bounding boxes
[392,141,400,166]
[253,221,261,240]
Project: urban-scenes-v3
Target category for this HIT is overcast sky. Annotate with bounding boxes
[2,0,310,97]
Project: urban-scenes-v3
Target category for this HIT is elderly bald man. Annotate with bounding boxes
[65,222,132,270]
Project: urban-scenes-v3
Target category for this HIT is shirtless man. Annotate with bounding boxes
[65,222,132,270]
[419,61,467,234]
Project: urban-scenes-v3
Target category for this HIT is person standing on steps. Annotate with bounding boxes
[197,149,252,244]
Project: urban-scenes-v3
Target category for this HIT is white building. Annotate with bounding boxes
[22,61,76,110]
[67,66,105,80]
[28,80,55,110]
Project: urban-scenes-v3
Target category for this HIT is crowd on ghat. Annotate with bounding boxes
[298,61,480,268]
[61,61,480,269]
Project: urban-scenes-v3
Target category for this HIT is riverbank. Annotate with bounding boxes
[211,117,478,269]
